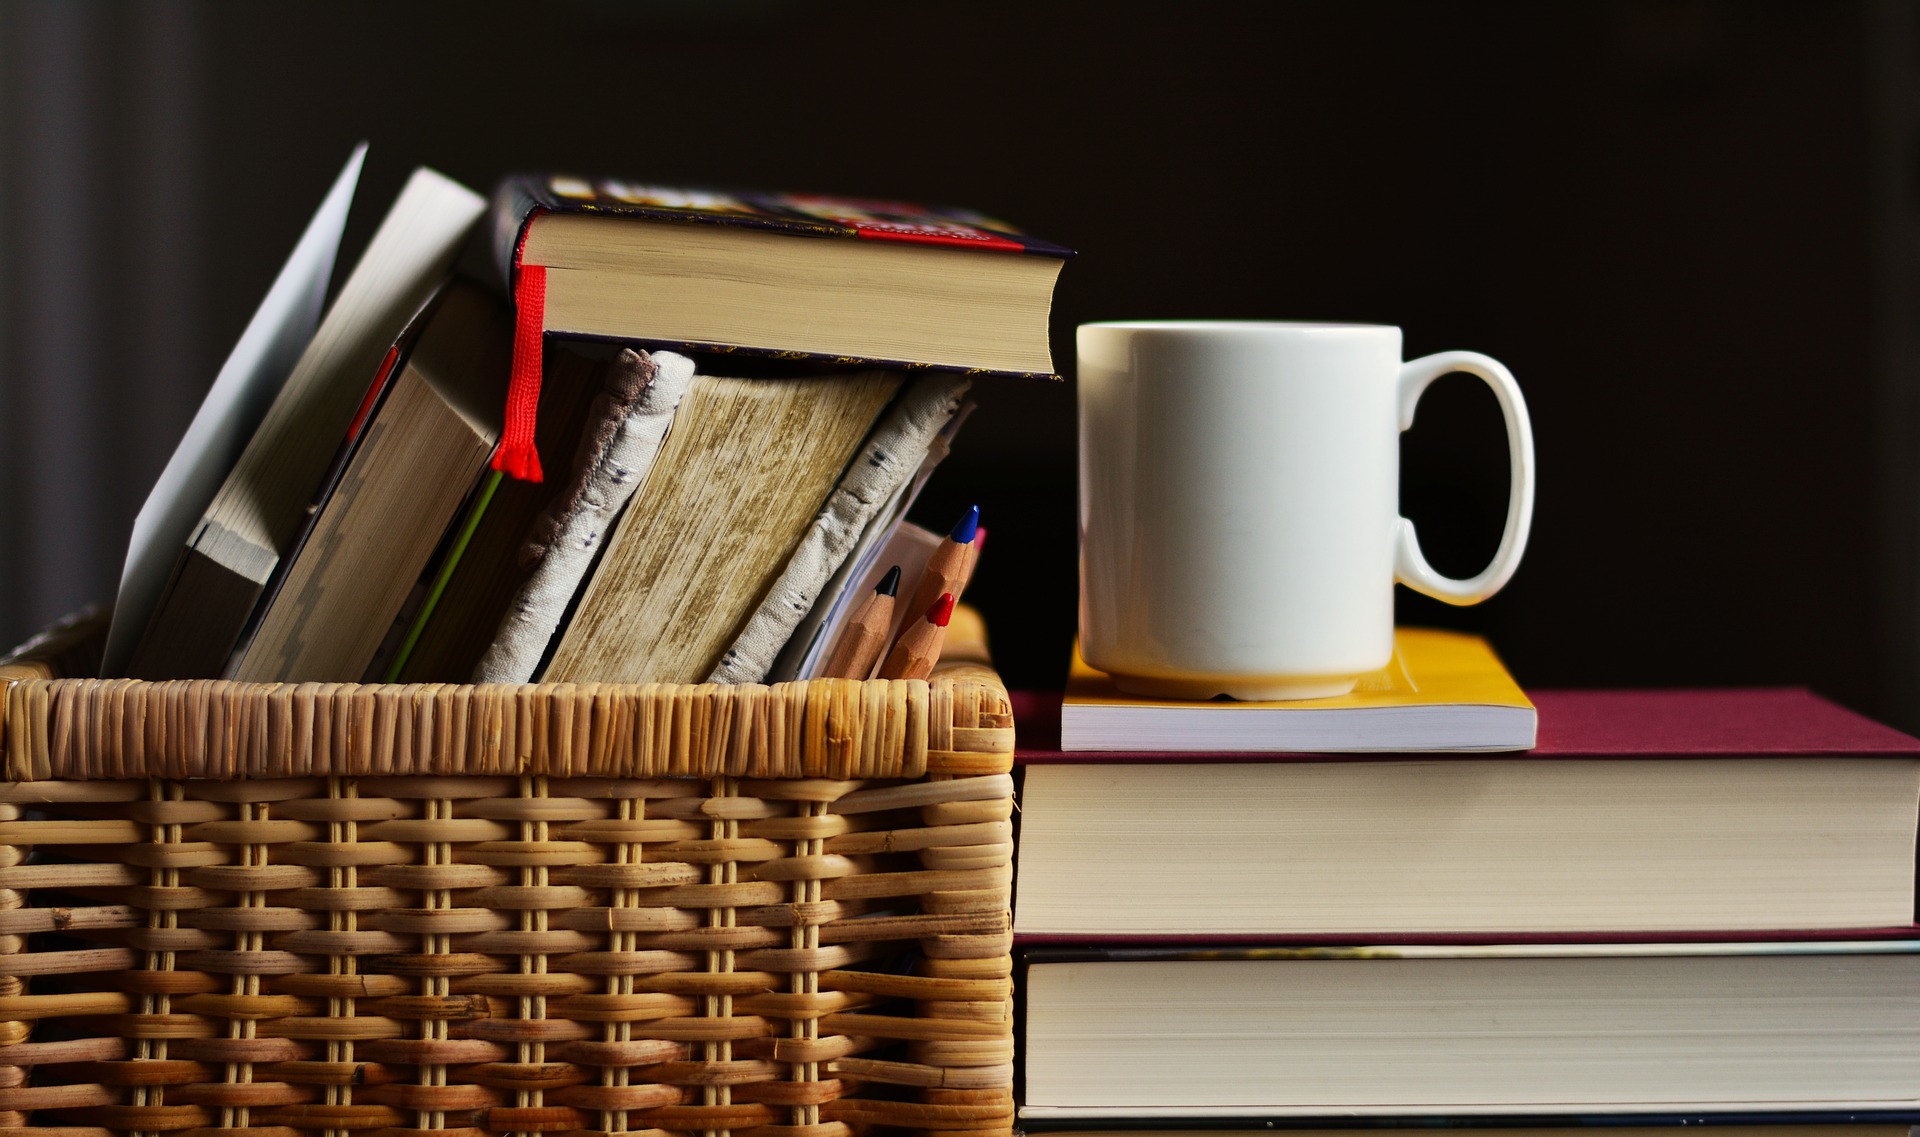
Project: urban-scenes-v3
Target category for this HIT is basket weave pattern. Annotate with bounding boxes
[0,630,1015,1137]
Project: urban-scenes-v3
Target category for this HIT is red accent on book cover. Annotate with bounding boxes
[1017,686,1920,762]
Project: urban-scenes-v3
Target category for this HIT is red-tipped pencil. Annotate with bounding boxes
[822,565,901,679]
[879,593,955,681]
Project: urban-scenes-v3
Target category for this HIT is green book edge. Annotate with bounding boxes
[381,468,505,683]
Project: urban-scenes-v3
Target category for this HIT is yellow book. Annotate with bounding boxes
[1062,626,1535,752]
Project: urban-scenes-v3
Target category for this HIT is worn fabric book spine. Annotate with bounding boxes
[473,349,695,685]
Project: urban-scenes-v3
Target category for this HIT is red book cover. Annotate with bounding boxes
[1019,686,1920,763]
[1528,687,1920,755]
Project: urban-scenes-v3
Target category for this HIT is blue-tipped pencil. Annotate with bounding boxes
[901,505,979,643]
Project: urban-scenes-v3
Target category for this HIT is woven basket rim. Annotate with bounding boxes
[0,610,1014,784]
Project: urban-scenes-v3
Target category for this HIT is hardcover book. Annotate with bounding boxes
[1016,687,1920,939]
[1022,1126,1920,1135]
[481,173,1070,480]
[1019,941,1920,1120]
[101,144,365,679]
[385,345,606,684]
[226,279,511,682]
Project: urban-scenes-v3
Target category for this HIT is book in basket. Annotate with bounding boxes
[114,164,1065,685]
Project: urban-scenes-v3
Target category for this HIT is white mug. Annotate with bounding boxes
[1077,321,1535,700]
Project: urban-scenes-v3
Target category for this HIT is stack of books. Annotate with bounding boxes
[100,149,1068,685]
[1015,631,1920,1134]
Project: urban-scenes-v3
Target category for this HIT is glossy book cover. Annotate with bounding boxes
[486,172,1073,282]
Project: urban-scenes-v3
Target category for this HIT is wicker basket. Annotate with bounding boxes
[0,611,1015,1137]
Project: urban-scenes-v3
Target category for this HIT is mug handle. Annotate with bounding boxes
[1394,350,1536,605]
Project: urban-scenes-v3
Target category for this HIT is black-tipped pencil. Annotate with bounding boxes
[823,565,901,679]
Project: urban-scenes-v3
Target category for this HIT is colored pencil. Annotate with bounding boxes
[880,593,955,681]
[822,565,901,679]
[903,505,979,639]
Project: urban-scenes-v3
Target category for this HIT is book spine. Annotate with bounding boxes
[486,174,546,291]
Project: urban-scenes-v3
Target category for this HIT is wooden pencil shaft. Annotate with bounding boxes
[822,592,896,680]
[904,543,970,637]
[880,608,951,681]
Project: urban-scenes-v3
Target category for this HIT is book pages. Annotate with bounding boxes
[709,374,969,683]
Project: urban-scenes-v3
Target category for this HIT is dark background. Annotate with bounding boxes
[4,0,1917,727]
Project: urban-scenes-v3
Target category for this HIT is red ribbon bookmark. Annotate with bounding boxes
[492,225,547,483]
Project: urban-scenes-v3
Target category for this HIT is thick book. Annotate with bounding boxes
[491,173,1069,373]
[126,166,486,679]
[1015,687,1920,939]
[1019,941,1920,1120]
[1061,627,1537,752]
[539,370,906,684]
[226,279,511,682]
[480,174,1070,481]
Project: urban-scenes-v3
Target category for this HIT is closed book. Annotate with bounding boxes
[1021,1124,1920,1135]
[102,144,365,679]
[227,278,511,682]
[479,174,1069,483]
[386,344,605,684]
[1019,941,1920,1120]
[489,173,1069,376]
[1015,687,1920,939]
[538,370,906,685]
